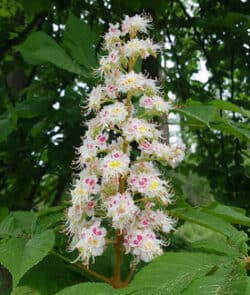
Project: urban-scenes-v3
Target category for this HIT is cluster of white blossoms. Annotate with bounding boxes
[66,14,185,267]
[139,95,172,113]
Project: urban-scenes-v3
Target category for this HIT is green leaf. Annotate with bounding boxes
[55,283,114,295]
[63,13,99,69]
[194,233,248,257]
[174,102,217,127]
[204,202,250,227]
[121,252,229,295]
[0,207,9,223]
[182,262,247,295]
[30,119,48,138]
[0,230,55,287]
[211,120,250,141]
[18,255,83,295]
[125,0,141,11]
[246,277,250,295]
[11,286,40,295]
[0,211,37,237]
[172,204,238,237]
[15,96,51,119]
[192,234,240,257]
[171,171,214,206]
[0,117,15,142]
[22,0,50,19]
[176,222,248,257]
[35,207,63,232]
[15,32,88,77]
[210,100,250,118]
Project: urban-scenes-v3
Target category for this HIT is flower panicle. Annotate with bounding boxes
[65,13,185,267]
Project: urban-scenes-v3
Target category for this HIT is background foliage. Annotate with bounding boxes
[0,0,249,294]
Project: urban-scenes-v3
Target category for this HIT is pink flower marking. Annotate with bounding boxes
[113,152,120,158]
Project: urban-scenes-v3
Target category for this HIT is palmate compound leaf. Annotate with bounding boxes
[0,230,55,288]
[117,252,234,295]
[15,32,89,77]
[54,253,243,295]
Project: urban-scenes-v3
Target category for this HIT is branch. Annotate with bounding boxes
[50,250,112,284]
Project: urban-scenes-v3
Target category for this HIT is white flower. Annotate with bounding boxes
[144,38,161,57]
[130,161,160,176]
[165,144,185,168]
[121,14,152,36]
[137,204,176,233]
[95,133,109,148]
[104,84,118,99]
[98,102,128,128]
[122,118,159,142]
[76,138,98,167]
[139,141,185,168]
[65,206,83,236]
[75,219,107,265]
[86,85,105,112]
[84,117,102,138]
[128,173,172,202]
[117,71,145,95]
[123,38,160,59]
[103,23,121,50]
[124,228,163,262]
[98,48,122,76]
[76,133,109,168]
[70,173,99,217]
[143,77,160,95]
[139,95,171,113]
[118,71,159,96]
[104,192,139,231]
[101,150,130,182]
[77,173,100,194]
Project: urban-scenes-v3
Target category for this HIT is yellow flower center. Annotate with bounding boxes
[144,240,153,251]
[128,42,138,49]
[156,100,163,106]
[87,237,98,247]
[149,180,158,191]
[76,188,85,195]
[109,160,121,169]
[111,108,120,114]
[138,126,148,133]
[123,77,134,86]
